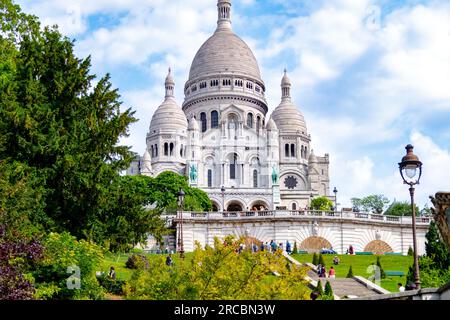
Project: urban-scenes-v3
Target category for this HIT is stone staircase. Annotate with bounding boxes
[283,253,390,299]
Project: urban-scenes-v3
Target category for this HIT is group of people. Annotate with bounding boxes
[317,264,336,278]
[251,205,267,211]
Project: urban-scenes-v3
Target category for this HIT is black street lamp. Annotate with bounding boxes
[399,144,422,289]
[333,187,338,211]
[221,185,226,212]
[177,188,185,259]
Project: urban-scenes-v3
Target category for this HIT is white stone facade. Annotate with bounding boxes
[133,0,330,211]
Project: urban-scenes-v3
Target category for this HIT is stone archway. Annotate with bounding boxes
[211,201,219,212]
[250,200,269,211]
[364,240,393,254]
[227,201,243,212]
[299,236,332,253]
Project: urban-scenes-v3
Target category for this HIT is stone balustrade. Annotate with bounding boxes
[172,210,431,225]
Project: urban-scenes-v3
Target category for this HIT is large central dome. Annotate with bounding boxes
[188,29,262,81]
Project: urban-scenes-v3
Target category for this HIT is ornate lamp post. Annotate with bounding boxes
[177,188,185,259]
[399,144,422,289]
[333,187,338,212]
[221,185,226,212]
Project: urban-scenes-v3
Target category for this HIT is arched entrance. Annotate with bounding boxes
[227,201,243,212]
[211,202,219,212]
[364,240,393,254]
[299,236,332,253]
[250,200,269,211]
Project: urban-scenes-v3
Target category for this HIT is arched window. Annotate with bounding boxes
[292,203,297,210]
[211,110,219,128]
[200,112,207,132]
[207,169,212,187]
[247,113,253,128]
[304,147,307,158]
[301,145,304,158]
[155,145,158,157]
[230,153,237,180]
[253,170,258,188]
[180,144,183,157]
[291,144,295,157]
[169,143,174,156]
[285,144,289,157]
[256,116,261,131]
[164,143,168,156]
[151,145,154,157]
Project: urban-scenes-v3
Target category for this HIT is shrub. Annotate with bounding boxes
[318,253,325,267]
[315,280,324,296]
[97,274,126,295]
[312,252,318,265]
[125,254,150,269]
[293,242,298,254]
[407,247,414,256]
[33,232,105,300]
[376,256,386,279]
[324,281,334,300]
[346,266,354,278]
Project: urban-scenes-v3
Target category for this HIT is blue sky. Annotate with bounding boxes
[17,0,450,209]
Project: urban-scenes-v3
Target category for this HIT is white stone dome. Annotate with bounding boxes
[149,69,188,133]
[266,117,278,131]
[188,29,262,82]
[271,70,307,134]
[150,97,187,133]
[271,101,307,134]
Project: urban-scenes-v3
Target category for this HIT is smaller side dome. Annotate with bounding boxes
[142,149,151,162]
[188,116,200,131]
[266,117,278,131]
[308,149,318,164]
[149,69,188,133]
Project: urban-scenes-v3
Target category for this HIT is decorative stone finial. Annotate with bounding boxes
[165,67,175,98]
[217,0,232,32]
[281,69,291,101]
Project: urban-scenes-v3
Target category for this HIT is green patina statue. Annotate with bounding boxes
[272,165,278,184]
[190,164,197,182]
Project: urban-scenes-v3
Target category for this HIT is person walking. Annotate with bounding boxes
[286,241,292,254]
[328,266,336,279]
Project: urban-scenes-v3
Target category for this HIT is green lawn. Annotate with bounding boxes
[291,253,413,292]
[100,251,193,281]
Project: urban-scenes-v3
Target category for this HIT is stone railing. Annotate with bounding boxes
[174,210,432,225]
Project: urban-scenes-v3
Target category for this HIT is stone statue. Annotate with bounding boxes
[189,164,197,182]
[312,221,319,236]
[271,165,278,184]
[375,229,381,240]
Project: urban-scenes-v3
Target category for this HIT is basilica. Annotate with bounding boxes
[129,0,330,211]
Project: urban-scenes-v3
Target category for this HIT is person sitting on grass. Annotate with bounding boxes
[333,256,340,265]
[108,266,116,280]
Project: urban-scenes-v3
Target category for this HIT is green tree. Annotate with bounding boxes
[351,195,389,213]
[310,196,333,211]
[346,266,354,278]
[312,252,318,265]
[318,253,325,267]
[312,252,319,266]
[407,246,414,256]
[384,201,420,216]
[149,171,212,212]
[124,236,311,300]
[293,241,298,254]
[376,256,386,279]
[100,175,168,252]
[324,281,334,300]
[314,280,324,297]
[406,221,450,288]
